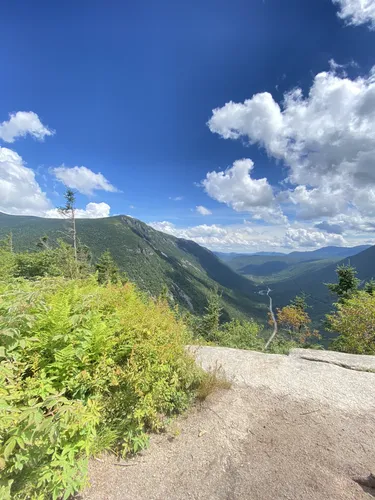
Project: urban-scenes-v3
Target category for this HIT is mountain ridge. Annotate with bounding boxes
[0,212,266,322]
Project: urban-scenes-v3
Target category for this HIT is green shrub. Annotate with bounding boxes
[327,291,375,354]
[216,319,264,350]
[0,278,201,499]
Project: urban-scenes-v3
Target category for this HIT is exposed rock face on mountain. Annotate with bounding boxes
[84,347,375,500]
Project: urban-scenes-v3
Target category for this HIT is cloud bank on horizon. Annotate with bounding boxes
[1,0,375,251]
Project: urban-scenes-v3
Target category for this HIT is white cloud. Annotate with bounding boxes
[45,202,111,219]
[0,147,51,216]
[321,212,375,233]
[314,221,344,235]
[333,0,375,28]
[202,158,286,223]
[169,196,183,201]
[196,205,212,215]
[284,228,346,249]
[208,66,375,221]
[149,221,275,250]
[0,112,54,143]
[287,185,347,219]
[0,147,111,219]
[148,220,351,252]
[52,166,118,195]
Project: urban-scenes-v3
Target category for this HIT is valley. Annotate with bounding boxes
[1,211,375,337]
[0,212,267,323]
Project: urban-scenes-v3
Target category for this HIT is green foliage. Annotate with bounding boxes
[326,264,360,303]
[265,337,300,354]
[0,212,266,323]
[0,252,16,281]
[96,250,120,285]
[0,233,13,253]
[327,291,375,354]
[59,189,76,215]
[364,279,375,295]
[290,293,309,311]
[193,290,265,350]
[195,289,222,341]
[0,278,201,499]
[0,240,93,282]
[216,319,264,350]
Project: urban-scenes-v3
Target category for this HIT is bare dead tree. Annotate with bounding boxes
[265,288,278,350]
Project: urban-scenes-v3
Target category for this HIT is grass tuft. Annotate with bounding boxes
[196,362,232,401]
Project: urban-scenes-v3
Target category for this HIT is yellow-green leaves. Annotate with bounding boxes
[0,277,200,499]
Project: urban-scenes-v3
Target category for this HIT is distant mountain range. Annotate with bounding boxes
[214,251,285,262]
[271,244,375,324]
[217,245,370,266]
[221,245,370,281]
[0,212,266,322]
[216,243,375,329]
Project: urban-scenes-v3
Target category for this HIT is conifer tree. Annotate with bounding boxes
[326,264,360,302]
[199,289,222,341]
[96,250,120,284]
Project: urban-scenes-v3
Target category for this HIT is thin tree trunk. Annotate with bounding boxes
[72,209,77,262]
[265,288,278,350]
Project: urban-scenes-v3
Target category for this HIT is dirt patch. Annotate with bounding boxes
[83,347,375,500]
[84,387,375,500]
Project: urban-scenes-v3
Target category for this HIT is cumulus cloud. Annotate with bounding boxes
[284,228,346,248]
[149,221,275,250]
[52,166,118,195]
[287,185,347,219]
[202,159,286,223]
[149,220,351,251]
[0,112,54,143]
[333,0,375,28]
[196,205,212,215]
[0,147,111,219]
[208,66,375,221]
[322,212,375,233]
[314,221,344,235]
[0,147,51,216]
[45,202,111,219]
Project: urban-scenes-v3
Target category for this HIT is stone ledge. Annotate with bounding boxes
[290,348,375,372]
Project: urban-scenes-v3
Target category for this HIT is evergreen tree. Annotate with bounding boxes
[96,250,120,284]
[364,279,375,295]
[58,189,78,262]
[290,292,309,311]
[36,235,50,250]
[326,264,360,303]
[198,289,222,341]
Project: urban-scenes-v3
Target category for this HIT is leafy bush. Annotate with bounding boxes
[327,291,375,354]
[215,319,264,350]
[0,278,201,499]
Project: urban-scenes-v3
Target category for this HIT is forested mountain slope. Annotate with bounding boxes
[271,244,375,322]
[223,245,370,284]
[0,212,266,321]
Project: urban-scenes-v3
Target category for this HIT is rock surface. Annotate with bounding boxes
[84,347,375,500]
[290,347,375,372]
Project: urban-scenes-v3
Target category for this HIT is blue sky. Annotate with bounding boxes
[1,0,375,251]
